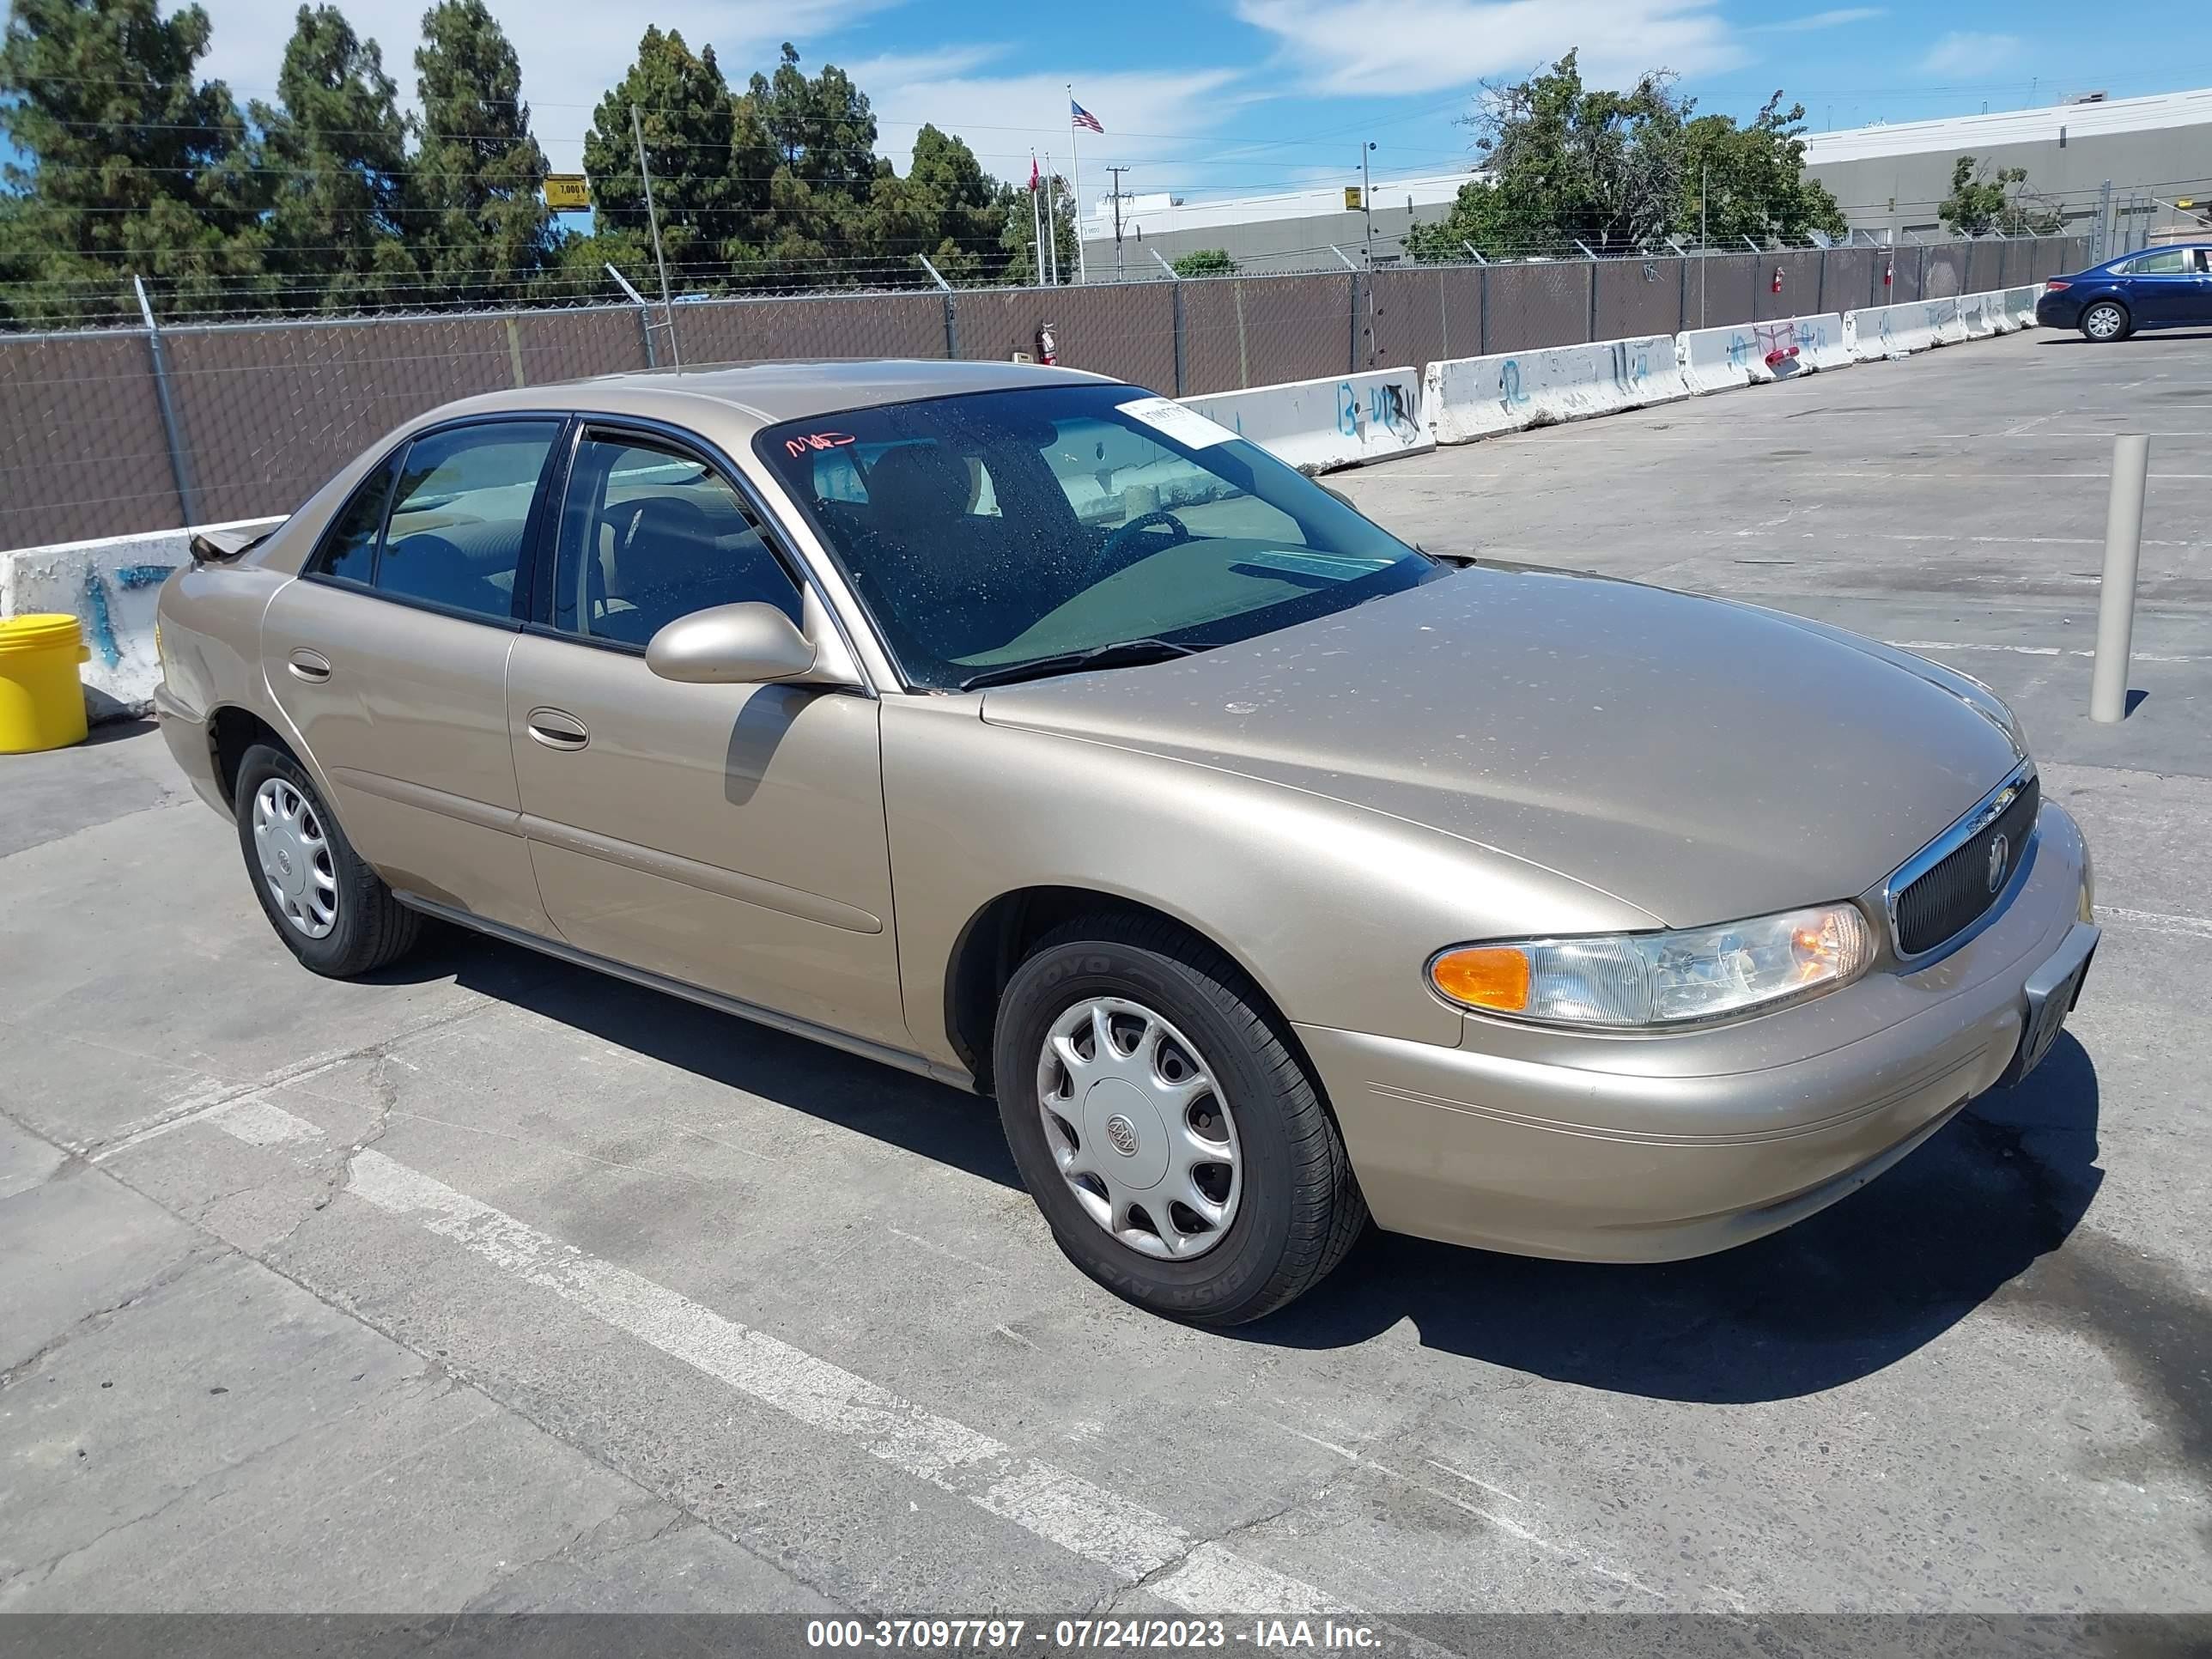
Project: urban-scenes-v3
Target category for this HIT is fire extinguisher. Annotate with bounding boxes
[1036,322,1058,367]
[1883,258,1894,289]
[1771,265,1784,295]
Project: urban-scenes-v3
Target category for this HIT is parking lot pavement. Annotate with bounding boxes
[3,332,2209,1625]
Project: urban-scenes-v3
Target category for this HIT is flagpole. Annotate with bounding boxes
[1066,83,1090,285]
[1042,151,1057,285]
[1030,152,1046,288]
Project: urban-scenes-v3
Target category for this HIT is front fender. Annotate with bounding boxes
[880,696,1658,1070]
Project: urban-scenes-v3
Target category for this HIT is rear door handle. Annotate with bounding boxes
[526,707,590,751]
[287,649,332,683]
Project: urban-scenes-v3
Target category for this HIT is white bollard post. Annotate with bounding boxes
[2089,434,2150,723]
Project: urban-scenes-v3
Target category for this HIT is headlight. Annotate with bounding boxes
[1430,903,1874,1030]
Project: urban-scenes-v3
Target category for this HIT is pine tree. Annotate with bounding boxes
[863,125,1008,284]
[741,44,880,283]
[0,0,266,324]
[251,4,413,312]
[578,27,764,296]
[405,0,553,305]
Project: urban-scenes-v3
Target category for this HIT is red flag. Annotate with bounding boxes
[1030,154,1041,192]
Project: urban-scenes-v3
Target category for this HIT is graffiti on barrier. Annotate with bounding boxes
[1335,379,1424,447]
[1497,359,1530,413]
[1607,341,1651,393]
[80,562,177,668]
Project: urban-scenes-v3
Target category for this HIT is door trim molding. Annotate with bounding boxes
[393,893,974,1092]
[518,813,883,934]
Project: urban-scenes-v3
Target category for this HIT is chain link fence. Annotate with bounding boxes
[0,235,2088,550]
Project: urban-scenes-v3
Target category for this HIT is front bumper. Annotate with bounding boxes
[1298,802,2092,1262]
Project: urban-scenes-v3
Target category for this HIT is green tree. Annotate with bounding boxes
[1939,155,2062,237]
[1680,93,1844,246]
[576,27,769,294]
[740,44,881,281]
[1170,247,1235,276]
[405,0,554,303]
[859,125,1007,283]
[998,168,1075,285]
[1404,51,1688,261]
[250,4,414,312]
[0,0,265,324]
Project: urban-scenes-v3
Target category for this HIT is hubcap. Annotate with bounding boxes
[252,778,338,940]
[1036,996,1242,1261]
[2087,306,2123,339]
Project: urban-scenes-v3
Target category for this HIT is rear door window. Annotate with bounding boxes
[310,452,401,584]
[374,422,561,622]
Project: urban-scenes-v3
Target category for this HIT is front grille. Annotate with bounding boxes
[1893,774,2040,956]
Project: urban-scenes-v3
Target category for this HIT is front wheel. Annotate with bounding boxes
[234,743,422,978]
[992,916,1366,1324]
[2081,301,2130,342]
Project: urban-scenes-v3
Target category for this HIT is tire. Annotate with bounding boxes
[2080,300,2130,343]
[992,915,1366,1325]
[234,743,422,978]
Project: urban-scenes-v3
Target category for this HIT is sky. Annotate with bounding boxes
[62,0,2212,213]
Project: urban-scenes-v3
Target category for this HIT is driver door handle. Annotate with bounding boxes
[287,648,332,683]
[526,708,590,751]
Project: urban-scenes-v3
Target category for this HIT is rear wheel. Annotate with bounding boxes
[2081,300,2130,342]
[992,916,1365,1325]
[234,743,421,978]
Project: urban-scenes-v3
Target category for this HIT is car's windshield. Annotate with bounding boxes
[755,382,1443,689]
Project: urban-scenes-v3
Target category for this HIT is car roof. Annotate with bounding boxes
[422,357,1120,434]
[2104,243,2212,263]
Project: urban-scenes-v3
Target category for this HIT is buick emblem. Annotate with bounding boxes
[1985,834,2008,893]
[1104,1115,1140,1158]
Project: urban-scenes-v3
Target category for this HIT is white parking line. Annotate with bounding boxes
[2098,906,2212,941]
[1887,640,2204,663]
[180,1096,1440,1630]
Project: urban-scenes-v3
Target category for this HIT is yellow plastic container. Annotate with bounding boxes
[0,612,93,755]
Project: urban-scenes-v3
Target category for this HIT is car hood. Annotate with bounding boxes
[978,567,2025,927]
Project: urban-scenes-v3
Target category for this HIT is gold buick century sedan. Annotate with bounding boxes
[155,360,2099,1324]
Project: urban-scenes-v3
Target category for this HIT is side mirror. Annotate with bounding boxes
[646,602,817,685]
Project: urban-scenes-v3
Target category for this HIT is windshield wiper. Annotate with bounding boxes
[957,637,1201,692]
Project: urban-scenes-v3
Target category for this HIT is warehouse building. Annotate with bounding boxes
[1801,86,2212,248]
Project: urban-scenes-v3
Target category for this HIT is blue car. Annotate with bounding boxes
[2038,243,2212,341]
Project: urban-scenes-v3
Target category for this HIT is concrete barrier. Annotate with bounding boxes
[1423,336,1686,444]
[2004,284,2042,328]
[1960,290,2002,337]
[1677,313,1849,392]
[1844,296,1968,361]
[0,518,282,719]
[1177,368,1431,473]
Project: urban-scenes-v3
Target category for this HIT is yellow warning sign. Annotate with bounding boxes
[1344,186,1363,210]
[544,174,592,211]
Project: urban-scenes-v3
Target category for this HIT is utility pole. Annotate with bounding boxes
[631,104,680,367]
[1361,142,1376,267]
[1107,165,1132,283]
[1699,164,1709,329]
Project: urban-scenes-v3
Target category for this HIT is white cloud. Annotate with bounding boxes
[1917,30,2024,78]
[184,0,904,171]
[1231,0,1745,98]
[1756,7,1883,31]
[850,47,1261,202]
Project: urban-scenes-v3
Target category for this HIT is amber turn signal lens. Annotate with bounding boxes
[1430,946,1531,1012]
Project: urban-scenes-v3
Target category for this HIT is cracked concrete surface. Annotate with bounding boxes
[3,334,2209,1617]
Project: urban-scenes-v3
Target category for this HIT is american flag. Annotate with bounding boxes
[1070,100,1103,134]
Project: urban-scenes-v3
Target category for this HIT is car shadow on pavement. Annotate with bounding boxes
[431,932,1026,1193]
[1237,1036,2106,1402]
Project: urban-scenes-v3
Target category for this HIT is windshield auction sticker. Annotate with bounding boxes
[1117,397,1239,449]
